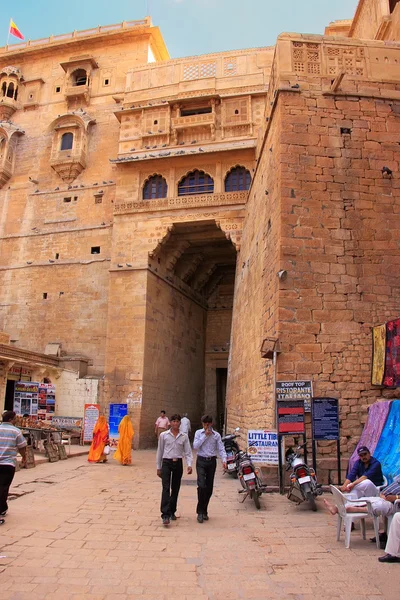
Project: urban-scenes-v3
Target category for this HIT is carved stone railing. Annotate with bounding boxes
[114,191,248,214]
[171,113,215,129]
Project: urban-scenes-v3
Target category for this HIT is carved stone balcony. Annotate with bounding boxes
[50,148,87,183]
[0,96,18,120]
[64,84,90,105]
[171,113,215,130]
[114,190,248,215]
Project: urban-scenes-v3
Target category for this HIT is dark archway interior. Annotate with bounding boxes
[140,220,237,446]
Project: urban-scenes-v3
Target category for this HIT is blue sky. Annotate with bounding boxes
[5,0,359,57]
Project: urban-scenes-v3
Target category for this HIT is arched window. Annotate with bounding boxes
[178,170,214,196]
[1,82,6,97]
[60,132,73,151]
[143,175,168,200]
[14,86,18,100]
[6,82,14,99]
[224,166,251,192]
[73,69,88,87]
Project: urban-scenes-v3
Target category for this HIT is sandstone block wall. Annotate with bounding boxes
[228,33,400,460]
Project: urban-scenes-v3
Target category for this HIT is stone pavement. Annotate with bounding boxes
[0,450,398,600]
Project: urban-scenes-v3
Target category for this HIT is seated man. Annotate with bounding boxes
[340,446,384,498]
[378,512,400,563]
[324,475,400,519]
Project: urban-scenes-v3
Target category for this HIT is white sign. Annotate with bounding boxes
[247,430,279,465]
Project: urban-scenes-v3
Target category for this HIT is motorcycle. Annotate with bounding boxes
[222,427,240,477]
[237,441,267,509]
[285,441,322,511]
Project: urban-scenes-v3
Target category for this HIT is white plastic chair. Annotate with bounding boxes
[330,485,380,549]
[377,475,388,493]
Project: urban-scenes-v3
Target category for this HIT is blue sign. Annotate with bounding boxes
[312,398,340,440]
[109,403,128,436]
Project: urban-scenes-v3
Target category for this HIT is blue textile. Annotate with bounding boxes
[347,456,384,486]
[374,400,400,484]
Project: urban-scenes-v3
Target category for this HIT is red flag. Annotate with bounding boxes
[9,20,24,40]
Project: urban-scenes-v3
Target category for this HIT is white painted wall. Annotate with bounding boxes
[55,370,99,417]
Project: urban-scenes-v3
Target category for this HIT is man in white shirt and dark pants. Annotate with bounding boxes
[193,414,227,523]
[156,414,192,526]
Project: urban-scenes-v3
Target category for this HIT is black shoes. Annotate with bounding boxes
[170,514,177,521]
[0,511,7,517]
[378,554,400,563]
[197,514,208,523]
[162,516,170,526]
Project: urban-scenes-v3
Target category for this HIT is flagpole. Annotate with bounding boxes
[6,17,11,46]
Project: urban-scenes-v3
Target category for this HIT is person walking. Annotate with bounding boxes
[88,415,109,463]
[193,415,227,523]
[113,415,134,465]
[156,414,192,526]
[155,410,170,439]
[0,411,27,524]
[180,413,191,437]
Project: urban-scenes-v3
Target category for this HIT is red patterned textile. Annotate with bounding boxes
[383,318,400,387]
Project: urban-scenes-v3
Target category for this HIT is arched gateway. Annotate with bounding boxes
[103,218,240,448]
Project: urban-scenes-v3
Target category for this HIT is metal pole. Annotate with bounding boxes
[337,438,342,485]
[278,434,284,494]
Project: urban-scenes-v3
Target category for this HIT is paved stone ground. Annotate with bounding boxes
[0,451,398,600]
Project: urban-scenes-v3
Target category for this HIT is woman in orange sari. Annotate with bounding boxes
[88,415,109,463]
[113,415,134,465]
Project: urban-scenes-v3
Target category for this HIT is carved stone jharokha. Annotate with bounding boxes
[49,112,95,182]
[0,121,24,188]
[0,66,23,120]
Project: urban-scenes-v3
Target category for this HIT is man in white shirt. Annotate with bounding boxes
[193,415,226,523]
[156,414,192,526]
[0,411,27,524]
[180,414,191,437]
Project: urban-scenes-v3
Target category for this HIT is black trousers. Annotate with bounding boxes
[0,465,16,514]
[196,456,217,516]
[160,458,183,518]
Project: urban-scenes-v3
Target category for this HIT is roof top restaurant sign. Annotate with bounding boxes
[276,380,313,412]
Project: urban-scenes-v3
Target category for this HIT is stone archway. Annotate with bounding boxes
[139,219,238,446]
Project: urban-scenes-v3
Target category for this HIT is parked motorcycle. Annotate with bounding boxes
[222,427,240,477]
[237,441,267,509]
[285,441,322,511]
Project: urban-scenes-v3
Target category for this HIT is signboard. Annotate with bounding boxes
[312,397,340,440]
[109,403,128,436]
[38,383,56,421]
[277,400,305,435]
[14,381,39,416]
[52,416,82,429]
[247,430,279,464]
[9,365,32,377]
[83,403,100,442]
[276,380,313,412]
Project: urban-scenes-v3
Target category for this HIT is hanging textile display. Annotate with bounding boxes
[371,324,386,385]
[383,318,400,387]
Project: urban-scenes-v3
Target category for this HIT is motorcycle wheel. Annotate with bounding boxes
[251,490,261,509]
[306,491,317,511]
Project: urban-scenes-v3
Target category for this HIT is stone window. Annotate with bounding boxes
[224,166,251,192]
[94,194,103,204]
[91,246,101,254]
[143,174,168,200]
[55,86,61,93]
[178,170,214,196]
[390,0,399,14]
[72,69,88,87]
[60,132,73,151]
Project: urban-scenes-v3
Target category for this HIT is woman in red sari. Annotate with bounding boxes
[88,415,109,463]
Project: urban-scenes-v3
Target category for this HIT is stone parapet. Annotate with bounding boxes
[114,191,248,215]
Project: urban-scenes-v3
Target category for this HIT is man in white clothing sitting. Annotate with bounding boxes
[379,512,400,563]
